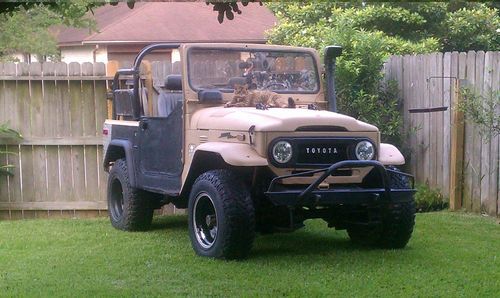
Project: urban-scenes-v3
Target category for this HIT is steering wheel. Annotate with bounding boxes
[265,82,288,90]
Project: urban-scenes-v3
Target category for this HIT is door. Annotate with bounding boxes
[135,103,183,195]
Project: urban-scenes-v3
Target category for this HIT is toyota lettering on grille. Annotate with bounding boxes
[305,147,339,154]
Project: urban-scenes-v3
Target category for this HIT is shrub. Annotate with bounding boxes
[457,87,500,141]
[443,5,500,52]
[414,184,448,212]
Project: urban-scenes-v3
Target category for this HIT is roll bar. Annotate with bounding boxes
[112,43,181,120]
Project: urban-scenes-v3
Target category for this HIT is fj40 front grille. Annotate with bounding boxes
[268,137,376,168]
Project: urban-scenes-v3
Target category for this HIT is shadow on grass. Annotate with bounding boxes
[251,230,366,259]
[149,215,391,259]
[150,215,188,231]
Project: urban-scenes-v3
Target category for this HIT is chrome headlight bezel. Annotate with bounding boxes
[272,140,293,164]
[355,140,375,160]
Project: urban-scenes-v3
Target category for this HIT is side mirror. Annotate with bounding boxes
[198,89,223,102]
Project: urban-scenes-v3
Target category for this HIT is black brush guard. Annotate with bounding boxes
[265,160,415,207]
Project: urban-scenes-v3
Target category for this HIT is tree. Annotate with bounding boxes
[268,2,500,52]
[0,0,98,61]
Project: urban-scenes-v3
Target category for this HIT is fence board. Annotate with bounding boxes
[424,54,432,186]
[69,63,86,203]
[0,70,9,208]
[30,63,49,203]
[442,52,452,198]
[480,52,493,214]
[462,52,475,211]
[489,53,500,216]
[406,55,417,177]
[435,53,444,191]
[42,63,61,203]
[472,51,485,213]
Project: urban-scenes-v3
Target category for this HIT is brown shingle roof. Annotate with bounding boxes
[57,2,277,46]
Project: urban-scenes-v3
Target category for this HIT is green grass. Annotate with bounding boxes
[0,212,499,297]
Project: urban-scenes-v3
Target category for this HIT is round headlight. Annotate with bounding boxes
[272,141,293,164]
[355,141,375,160]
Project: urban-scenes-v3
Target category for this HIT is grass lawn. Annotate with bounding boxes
[0,211,499,297]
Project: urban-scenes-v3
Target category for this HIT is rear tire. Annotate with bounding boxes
[347,169,416,248]
[188,170,255,259]
[107,159,154,231]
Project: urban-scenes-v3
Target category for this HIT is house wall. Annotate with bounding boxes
[11,53,42,63]
[60,44,177,65]
[60,45,108,63]
[107,44,172,66]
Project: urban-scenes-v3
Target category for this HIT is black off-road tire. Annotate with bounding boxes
[107,159,154,231]
[347,169,416,248]
[188,170,255,259]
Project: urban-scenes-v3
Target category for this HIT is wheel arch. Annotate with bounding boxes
[178,149,259,208]
[103,139,137,187]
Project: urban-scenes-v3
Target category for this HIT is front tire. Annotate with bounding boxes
[347,169,416,248]
[107,159,154,231]
[188,170,255,259]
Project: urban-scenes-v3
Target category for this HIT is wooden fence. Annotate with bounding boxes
[0,62,108,219]
[0,60,181,219]
[384,51,500,217]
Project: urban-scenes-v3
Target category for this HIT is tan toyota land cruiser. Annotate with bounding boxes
[103,43,416,259]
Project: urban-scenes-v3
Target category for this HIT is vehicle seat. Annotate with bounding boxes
[158,75,183,117]
[228,77,247,89]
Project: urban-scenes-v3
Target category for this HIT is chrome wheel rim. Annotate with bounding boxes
[193,192,218,249]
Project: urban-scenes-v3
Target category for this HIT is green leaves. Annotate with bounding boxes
[457,88,500,141]
[0,123,22,176]
[0,122,22,140]
[443,5,500,52]
[0,1,98,61]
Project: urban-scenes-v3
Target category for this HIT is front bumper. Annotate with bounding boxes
[265,160,415,207]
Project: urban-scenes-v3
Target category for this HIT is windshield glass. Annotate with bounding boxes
[188,48,319,93]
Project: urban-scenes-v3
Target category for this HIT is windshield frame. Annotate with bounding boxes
[186,46,321,95]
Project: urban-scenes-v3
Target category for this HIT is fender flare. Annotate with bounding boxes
[103,139,137,187]
[378,143,405,166]
[177,142,267,205]
[194,142,268,166]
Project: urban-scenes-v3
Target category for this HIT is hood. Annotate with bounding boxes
[191,107,378,132]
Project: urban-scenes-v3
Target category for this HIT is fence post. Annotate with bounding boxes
[449,79,465,210]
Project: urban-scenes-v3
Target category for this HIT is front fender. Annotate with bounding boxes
[195,142,268,166]
[378,143,405,165]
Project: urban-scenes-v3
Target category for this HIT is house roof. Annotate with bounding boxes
[56,2,277,46]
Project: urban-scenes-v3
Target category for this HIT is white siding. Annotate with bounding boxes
[95,46,108,63]
[60,45,108,63]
